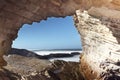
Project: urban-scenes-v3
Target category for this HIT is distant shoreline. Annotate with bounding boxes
[32,49,82,52]
[9,48,81,62]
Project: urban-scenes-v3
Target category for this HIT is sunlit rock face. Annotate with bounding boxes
[74,10,120,80]
[73,1,120,79]
[76,1,120,79]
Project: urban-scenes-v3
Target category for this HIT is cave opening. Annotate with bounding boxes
[12,16,82,62]
[1,0,120,79]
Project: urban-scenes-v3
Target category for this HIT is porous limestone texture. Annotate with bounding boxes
[74,10,120,80]
[1,0,120,80]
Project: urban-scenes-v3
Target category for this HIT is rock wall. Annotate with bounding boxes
[0,0,120,80]
[74,10,120,80]
[73,0,120,80]
[73,1,120,79]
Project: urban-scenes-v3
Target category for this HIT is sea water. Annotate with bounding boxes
[33,50,82,62]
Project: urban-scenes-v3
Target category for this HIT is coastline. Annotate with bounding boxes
[33,49,82,62]
[10,48,82,62]
[34,49,82,55]
[1,48,84,80]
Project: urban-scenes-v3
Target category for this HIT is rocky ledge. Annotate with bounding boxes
[0,49,84,80]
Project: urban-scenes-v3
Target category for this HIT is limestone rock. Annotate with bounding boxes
[3,54,51,80]
[4,54,51,75]
[47,60,84,80]
[0,0,82,67]
[0,0,120,80]
[0,54,84,80]
[74,10,120,80]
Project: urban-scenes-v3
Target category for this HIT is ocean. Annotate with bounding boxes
[33,50,82,62]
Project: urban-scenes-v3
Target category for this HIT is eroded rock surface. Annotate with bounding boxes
[1,0,120,67]
[0,0,120,80]
[74,10,120,80]
[47,60,84,80]
[0,54,84,80]
[4,55,51,75]
[0,0,82,67]
[1,54,51,80]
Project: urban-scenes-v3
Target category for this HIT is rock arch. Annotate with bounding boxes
[0,0,120,80]
[0,0,82,66]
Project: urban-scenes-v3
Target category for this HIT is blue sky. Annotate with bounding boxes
[12,16,82,50]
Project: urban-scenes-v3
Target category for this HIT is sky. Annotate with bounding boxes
[12,16,82,50]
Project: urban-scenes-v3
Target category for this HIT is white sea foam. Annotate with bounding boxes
[33,50,82,62]
[49,55,80,62]
[34,50,82,55]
